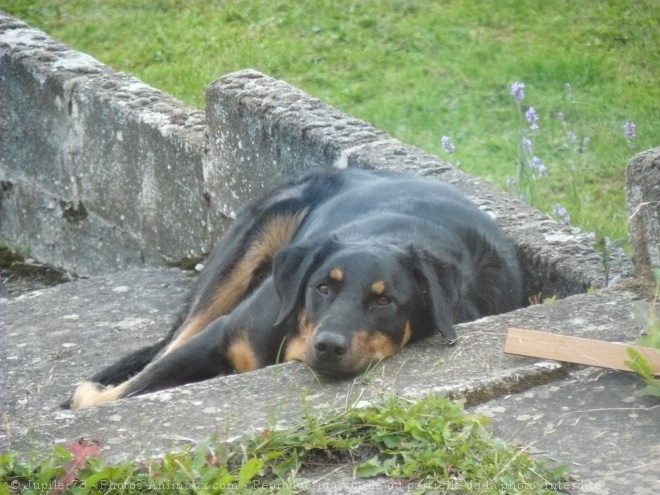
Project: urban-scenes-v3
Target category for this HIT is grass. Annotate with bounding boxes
[4,0,660,241]
[1,393,569,494]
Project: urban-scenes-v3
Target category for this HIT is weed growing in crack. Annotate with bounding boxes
[2,394,570,494]
[591,232,629,287]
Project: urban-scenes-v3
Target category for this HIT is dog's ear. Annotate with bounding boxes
[410,247,461,343]
[272,238,340,327]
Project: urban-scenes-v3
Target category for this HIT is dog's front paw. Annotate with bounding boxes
[70,381,112,409]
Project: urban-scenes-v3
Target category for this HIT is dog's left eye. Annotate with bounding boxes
[375,296,391,307]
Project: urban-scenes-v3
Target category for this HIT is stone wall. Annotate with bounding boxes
[0,11,632,298]
[0,14,208,275]
[627,148,660,280]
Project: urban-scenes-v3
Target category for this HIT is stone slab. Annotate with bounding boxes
[475,368,660,495]
[204,69,392,229]
[1,268,649,472]
[299,369,660,495]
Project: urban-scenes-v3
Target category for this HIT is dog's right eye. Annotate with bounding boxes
[317,284,330,295]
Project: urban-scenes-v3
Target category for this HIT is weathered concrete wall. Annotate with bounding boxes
[204,70,393,230]
[0,11,630,297]
[627,147,660,280]
[0,14,210,275]
[205,70,630,298]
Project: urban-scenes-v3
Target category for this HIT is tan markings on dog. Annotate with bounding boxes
[348,323,412,373]
[284,310,316,362]
[401,321,412,348]
[283,335,307,362]
[227,336,258,373]
[329,267,344,282]
[164,209,309,355]
[353,331,398,360]
[370,280,386,295]
[347,323,413,373]
[71,381,130,409]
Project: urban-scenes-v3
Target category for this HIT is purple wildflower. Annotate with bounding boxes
[530,156,547,178]
[553,203,571,225]
[557,111,565,123]
[568,131,578,145]
[510,82,525,101]
[623,121,636,148]
[581,136,590,151]
[525,107,539,132]
[521,137,533,154]
[441,135,455,154]
[564,83,573,100]
[624,121,636,139]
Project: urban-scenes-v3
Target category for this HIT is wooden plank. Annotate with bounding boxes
[504,328,660,375]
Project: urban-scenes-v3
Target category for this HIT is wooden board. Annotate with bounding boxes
[504,328,660,374]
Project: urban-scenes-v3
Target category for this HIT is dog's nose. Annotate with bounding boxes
[313,331,348,361]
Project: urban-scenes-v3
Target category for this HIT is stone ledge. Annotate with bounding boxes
[1,268,643,461]
[1,13,209,275]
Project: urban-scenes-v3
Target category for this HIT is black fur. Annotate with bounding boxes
[66,168,523,408]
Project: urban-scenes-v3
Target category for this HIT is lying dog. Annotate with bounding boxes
[68,168,522,408]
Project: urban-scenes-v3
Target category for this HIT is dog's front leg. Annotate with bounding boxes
[69,316,236,409]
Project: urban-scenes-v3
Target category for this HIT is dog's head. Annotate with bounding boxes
[272,238,460,378]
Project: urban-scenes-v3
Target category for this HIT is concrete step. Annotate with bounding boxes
[3,268,657,493]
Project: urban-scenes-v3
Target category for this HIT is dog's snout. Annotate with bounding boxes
[313,331,348,360]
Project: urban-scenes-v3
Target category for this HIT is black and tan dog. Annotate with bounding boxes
[68,168,523,408]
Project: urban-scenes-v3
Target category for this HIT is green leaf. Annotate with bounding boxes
[238,457,263,486]
[51,445,73,461]
[356,455,384,478]
[380,434,404,449]
[81,469,115,494]
[625,348,653,379]
[213,470,237,486]
[640,383,660,398]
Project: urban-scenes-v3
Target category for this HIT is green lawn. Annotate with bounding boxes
[4,0,659,240]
